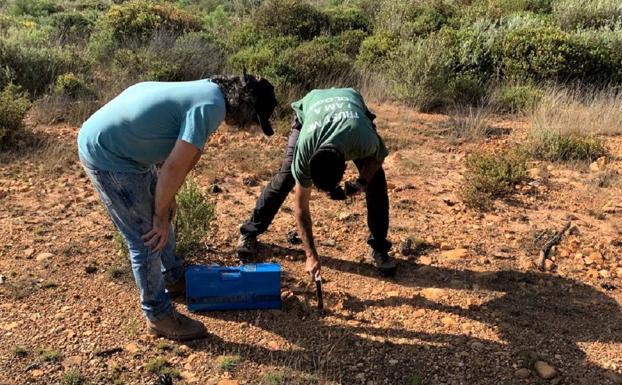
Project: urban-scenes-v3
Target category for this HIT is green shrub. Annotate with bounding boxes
[335,29,367,58]
[11,0,61,17]
[54,73,95,99]
[375,0,457,39]
[252,0,328,40]
[356,33,399,73]
[37,348,61,362]
[218,355,242,372]
[554,0,622,30]
[388,37,454,110]
[175,178,215,256]
[0,40,90,95]
[0,84,30,146]
[492,84,543,113]
[61,369,87,385]
[488,0,553,15]
[528,130,606,162]
[229,36,298,86]
[51,11,98,44]
[112,49,183,82]
[495,26,614,84]
[146,357,181,378]
[324,4,371,34]
[462,149,528,207]
[281,35,356,90]
[12,345,28,357]
[100,0,202,47]
[168,32,226,80]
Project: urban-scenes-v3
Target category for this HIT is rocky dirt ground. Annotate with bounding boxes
[1,103,621,385]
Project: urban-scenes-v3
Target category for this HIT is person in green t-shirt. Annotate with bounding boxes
[237,88,396,278]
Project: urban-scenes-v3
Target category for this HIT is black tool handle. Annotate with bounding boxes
[315,278,324,310]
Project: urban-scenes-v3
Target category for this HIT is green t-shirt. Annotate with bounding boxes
[290,88,389,187]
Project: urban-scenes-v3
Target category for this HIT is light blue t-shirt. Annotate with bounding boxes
[78,79,226,172]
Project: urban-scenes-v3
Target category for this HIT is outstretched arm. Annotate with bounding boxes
[294,184,320,279]
[142,140,201,252]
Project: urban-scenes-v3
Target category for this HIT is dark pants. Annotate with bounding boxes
[240,127,392,253]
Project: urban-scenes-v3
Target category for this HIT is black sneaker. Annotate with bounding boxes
[370,250,397,277]
[236,233,257,261]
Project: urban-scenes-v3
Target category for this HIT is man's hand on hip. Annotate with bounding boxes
[142,213,170,252]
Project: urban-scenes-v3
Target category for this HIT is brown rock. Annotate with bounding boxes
[514,368,531,379]
[544,259,555,271]
[534,361,557,379]
[441,248,468,260]
[421,288,445,301]
[586,269,599,279]
[218,381,240,385]
[586,252,604,266]
[24,248,35,258]
[419,256,432,265]
[124,342,139,353]
[31,369,44,377]
[63,355,83,367]
[35,252,53,262]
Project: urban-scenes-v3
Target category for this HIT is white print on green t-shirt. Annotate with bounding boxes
[308,110,360,131]
[308,96,357,111]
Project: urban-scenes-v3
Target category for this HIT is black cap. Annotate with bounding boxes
[246,75,277,136]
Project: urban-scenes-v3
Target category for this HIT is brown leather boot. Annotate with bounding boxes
[147,309,207,341]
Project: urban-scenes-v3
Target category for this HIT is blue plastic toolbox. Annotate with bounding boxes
[185,263,281,312]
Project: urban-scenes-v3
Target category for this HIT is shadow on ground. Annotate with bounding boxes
[188,245,622,384]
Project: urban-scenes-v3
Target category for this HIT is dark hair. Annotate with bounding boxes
[310,146,346,191]
[211,74,277,135]
[211,75,257,127]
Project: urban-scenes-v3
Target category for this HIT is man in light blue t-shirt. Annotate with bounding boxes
[78,74,277,340]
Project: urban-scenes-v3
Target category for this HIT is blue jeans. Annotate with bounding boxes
[81,158,183,321]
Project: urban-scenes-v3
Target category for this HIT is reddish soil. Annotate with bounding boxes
[1,103,621,385]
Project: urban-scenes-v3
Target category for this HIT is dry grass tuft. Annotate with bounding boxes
[444,105,494,142]
[530,87,622,137]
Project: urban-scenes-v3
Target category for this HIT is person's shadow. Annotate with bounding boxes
[189,246,622,384]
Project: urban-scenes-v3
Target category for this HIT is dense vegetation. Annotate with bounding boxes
[1,0,621,133]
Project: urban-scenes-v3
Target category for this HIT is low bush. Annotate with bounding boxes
[252,0,328,41]
[54,73,95,99]
[165,32,226,80]
[175,178,215,256]
[492,84,543,113]
[0,40,90,96]
[495,26,615,84]
[388,37,453,110]
[356,33,399,73]
[281,35,357,90]
[50,11,98,45]
[487,0,553,15]
[229,36,298,86]
[146,357,181,378]
[11,0,61,17]
[528,130,606,162]
[0,84,31,146]
[112,49,183,82]
[375,0,457,39]
[324,4,371,34]
[462,149,528,207]
[554,0,622,30]
[96,0,202,51]
[60,369,87,385]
